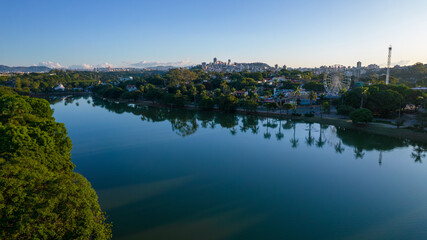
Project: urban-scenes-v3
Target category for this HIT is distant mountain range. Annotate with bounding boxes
[0,65,51,73]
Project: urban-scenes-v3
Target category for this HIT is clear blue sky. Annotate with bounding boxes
[1,0,426,68]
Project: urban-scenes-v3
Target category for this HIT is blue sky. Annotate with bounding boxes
[1,0,426,68]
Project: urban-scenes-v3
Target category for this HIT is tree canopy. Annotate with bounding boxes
[0,91,111,239]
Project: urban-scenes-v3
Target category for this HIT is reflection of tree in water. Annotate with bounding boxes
[336,127,408,152]
[263,118,278,140]
[214,113,239,129]
[240,115,260,134]
[170,117,198,137]
[353,147,365,159]
[198,111,215,129]
[276,119,284,141]
[81,96,427,162]
[316,125,326,148]
[411,144,427,163]
[305,123,315,146]
[334,141,345,154]
[287,121,299,148]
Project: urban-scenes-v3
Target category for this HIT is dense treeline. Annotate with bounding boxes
[340,84,426,118]
[92,68,267,112]
[0,69,163,93]
[0,86,111,239]
[360,62,427,87]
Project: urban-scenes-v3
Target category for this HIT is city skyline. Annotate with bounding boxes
[1,0,427,68]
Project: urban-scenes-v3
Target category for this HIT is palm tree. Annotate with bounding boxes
[292,86,302,98]
[308,91,317,107]
[360,87,368,109]
[277,92,286,113]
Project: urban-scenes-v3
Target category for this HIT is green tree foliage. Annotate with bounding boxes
[144,84,164,103]
[337,105,356,116]
[198,96,215,110]
[349,108,373,124]
[282,103,295,115]
[0,93,111,239]
[241,99,259,112]
[342,84,425,117]
[264,102,279,112]
[121,90,142,101]
[322,102,331,113]
[303,81,325,92]
[216,95,239,112]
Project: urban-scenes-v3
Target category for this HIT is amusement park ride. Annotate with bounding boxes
[323,46,393,96]
[323,71,351,97]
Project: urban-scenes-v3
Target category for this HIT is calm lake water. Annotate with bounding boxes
[51,96,427,240]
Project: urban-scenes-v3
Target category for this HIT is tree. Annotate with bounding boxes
[322,101,331,114]
[0,94,111,239]
[265,102,279,113]
[198,96,215,110]
[337,105,355,116]
[303,81,325,92]
[144,84,164,103]
[277,92,286,108]
[308,91,317,106]
[241,99,258,112]
[283,103,295,115]
[217,95,239,112]
[349,108,373,124]
[188,85,197,103]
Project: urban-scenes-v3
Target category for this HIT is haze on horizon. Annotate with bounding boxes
[1,0,426,69]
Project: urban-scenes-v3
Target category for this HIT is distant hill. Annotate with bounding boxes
[0,65,51,73]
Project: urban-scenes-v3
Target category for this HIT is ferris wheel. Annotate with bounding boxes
[323,71,351,96]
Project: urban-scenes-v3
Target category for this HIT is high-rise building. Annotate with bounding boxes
[213,58,217,64]
[355,61,362,78]
[275,64,278,69]
[228,59,231,65]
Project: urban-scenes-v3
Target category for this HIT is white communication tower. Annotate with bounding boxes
[386,46,392,85]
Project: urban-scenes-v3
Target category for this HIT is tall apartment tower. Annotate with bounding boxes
[356,61,362,78]
[228,59,231,65]
[213,58,217,64]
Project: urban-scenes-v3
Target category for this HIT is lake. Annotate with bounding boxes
[51,96,427,240]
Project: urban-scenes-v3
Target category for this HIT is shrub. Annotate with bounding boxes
[322,102,331,113]
[304,112,314,117]
[349,108,373,124]
[337,105,355,116]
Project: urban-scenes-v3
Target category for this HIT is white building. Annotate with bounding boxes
[54,83,65,91]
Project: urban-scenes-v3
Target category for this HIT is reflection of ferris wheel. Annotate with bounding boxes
[323,71,351,96]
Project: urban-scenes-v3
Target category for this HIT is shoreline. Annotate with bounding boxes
[46,92,427,144]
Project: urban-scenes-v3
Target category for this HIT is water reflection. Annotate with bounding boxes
[52,96,427,163]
